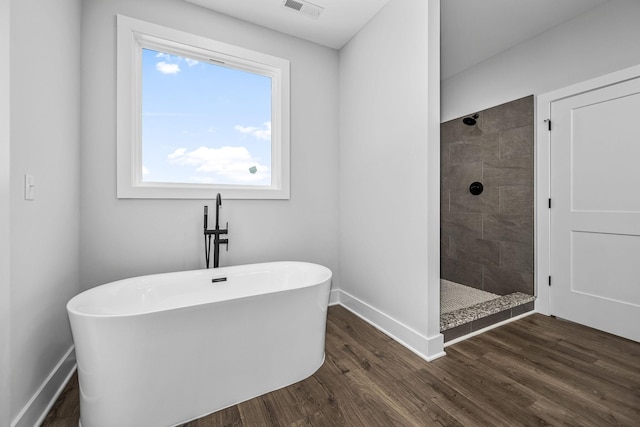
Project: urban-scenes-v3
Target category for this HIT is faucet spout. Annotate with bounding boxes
[215,193,222,229]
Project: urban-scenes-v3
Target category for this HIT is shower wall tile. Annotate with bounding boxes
[482,95,534,135]
[512,301,535,316]
[449,136,499,165]
[441,235,450,258]
[441,189,450,215]
[441,213,483,237]
[483,214,533,244]
[488,155,533,169]
[443,322,472,342]
[472,309,512,330]
[500,241,533,273]
[441,120,458,145]
[441,257,483,290]
[442,162,483,189]
[440,257,456,282]
[483,159,532,187]
[500,125,534,160]
[483,266,534,295]
[450,187,499,213]
[500,186,533,215]
[450,236,500,267]
[441,119,483,145]
[441,142,450,168]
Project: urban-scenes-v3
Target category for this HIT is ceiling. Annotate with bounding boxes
[185,0,610,78]
[440,0,610,79]
[184,0,390,49]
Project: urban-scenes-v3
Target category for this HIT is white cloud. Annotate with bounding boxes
[156,61,181,75]
[167,146,270,184]
[154,52,198,69]
[167,148,187,159]
[234,121,271,141]
[142,165,150,175]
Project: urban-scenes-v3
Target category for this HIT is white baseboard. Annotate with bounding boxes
[12,346,76,427]
[329,288,341,306]
[330,289,445,361]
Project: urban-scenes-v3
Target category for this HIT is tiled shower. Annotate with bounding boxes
[440,96,536,341]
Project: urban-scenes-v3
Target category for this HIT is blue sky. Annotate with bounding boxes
[141,48,272,186]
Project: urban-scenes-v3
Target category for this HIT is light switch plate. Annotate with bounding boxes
[24,173,35,200]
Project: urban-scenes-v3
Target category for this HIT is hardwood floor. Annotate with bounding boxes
[42,305,640,426]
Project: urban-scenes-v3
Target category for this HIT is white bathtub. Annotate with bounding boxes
[67,261,332,427]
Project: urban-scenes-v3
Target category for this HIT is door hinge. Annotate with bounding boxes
[544,119,551,131]
[548,198,551,208]
[548,276,552,286]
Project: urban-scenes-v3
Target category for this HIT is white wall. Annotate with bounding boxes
[338,0,443,359]
[425,0,442,344]
[80,0,339,289]
[9,0,81,424]
[1,1,11,424]
[442,0,640,121]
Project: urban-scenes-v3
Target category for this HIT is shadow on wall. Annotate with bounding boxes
[440,95,534,296]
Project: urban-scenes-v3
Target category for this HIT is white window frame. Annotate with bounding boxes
[116,15,290,199]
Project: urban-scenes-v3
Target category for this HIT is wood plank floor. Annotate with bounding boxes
[42,305,640,426]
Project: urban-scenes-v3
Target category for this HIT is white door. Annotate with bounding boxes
[550,76,640,342]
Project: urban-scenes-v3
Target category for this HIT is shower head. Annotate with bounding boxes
[463,114,479,126]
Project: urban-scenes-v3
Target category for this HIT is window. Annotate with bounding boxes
[117,15,290,199]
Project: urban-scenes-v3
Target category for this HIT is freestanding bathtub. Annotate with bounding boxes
[67,261,332,427]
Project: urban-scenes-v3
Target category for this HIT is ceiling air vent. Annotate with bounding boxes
[282,0,324,20]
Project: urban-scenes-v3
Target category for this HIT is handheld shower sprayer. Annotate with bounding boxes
[204,193,229,269]
[215,193,222,229]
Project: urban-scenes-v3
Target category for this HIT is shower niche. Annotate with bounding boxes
[440,95,535,342]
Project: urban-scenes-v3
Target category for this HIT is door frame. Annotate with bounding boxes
[535,63,640,315]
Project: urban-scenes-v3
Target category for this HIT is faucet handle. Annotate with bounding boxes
[223,222,229,252]
[219,238,229,252]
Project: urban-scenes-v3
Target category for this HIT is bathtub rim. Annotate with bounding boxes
[67,260,332,319]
